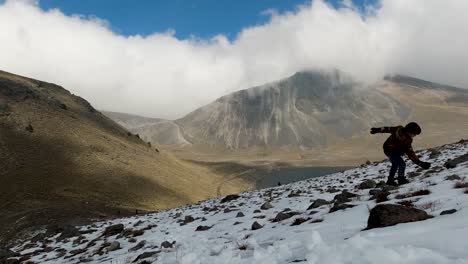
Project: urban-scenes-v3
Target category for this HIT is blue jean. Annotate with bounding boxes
[384,150,406,181]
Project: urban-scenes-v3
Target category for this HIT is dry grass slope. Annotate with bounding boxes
[0,70,250,245]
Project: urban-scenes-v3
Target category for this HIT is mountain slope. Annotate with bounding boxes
[8,139,468,263]
[109,71,468,166]
[0,70,250,245]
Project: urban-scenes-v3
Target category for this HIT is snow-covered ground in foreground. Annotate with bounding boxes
[11,140,468,264]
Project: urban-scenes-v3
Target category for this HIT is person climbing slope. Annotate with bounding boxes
[370,122,431,186]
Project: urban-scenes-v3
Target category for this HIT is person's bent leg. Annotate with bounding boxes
[385,151,399,185]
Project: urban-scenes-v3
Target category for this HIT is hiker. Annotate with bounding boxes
[370,122,431,186]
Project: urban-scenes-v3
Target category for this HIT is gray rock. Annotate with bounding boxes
[56,225,81,241]
[445,175,461,181]
[251,221,263,230]
[133,251,160,262]
[129,240,146,252]
[367,204,432,229]
[444,153,468,169]
[307,199,330,209]
[184,215,195,224]
[358,179,377,189]
[440,209,457,215]
[195,225,213,231]
[272,212,300,222]
[329,203,355,213]
[103,224,124,237]
[108,241,120,251]
[334,191,357,204]
[221,194,240,203]
[161,241,174,248]
[260,202,273,210]
[236,212,245,218]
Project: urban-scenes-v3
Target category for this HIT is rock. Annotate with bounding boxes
[445,175,461,181]
[129,240,146,252]
[272,212,299,222]
[251,221,263,230]
[253,209,261,213]
[221,194,240,203]
[48,225,80,242]
[440,209,457,215]
[307,199,330,209]
[108,241,120,251]
[369,189,382,196]
[291,217,309,226]
[236,212,245,218]
[428,149,441,159]
[133,251,160,263]
[161,241,174,248]
[382,185,399,192]
[444,153,468,169]
[132,229,145,237]
[329,203,355,213]
[184,215,195,224]
[334,191,357,204]
[367,204,432,229]
[103,224,124,237]
[195,225,212,231]
[358,179,377,189]
[3,259,20,264]
[260,202,273,210]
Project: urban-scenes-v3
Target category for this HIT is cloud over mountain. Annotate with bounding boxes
[0,0,467,118]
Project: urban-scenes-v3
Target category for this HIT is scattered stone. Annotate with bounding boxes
[103,224,124,237]
[444,153,468,169]
[367,204,432,229]
[272,212,300,222]
[108,241,120,251]
[129,240,146,252]
[184,215,195,224]
[31,233,46,243]
[329,203,355,213]
[132,229,145,237]
[128,238,137,243]
[251,221,263,230]
[445,175,461,181]
[236,212,245,218]
[50,225,81,242]
[291,217,309,226]
[260,202,273,210]
[334,191,357,204]
[79,229,97,235]
[358,179,377,189]
[440,209,457,215]
[233,221,242,225]
[133,220,144,227]
[133,251,160,263]
[428,149,441,159]
[253,209,261,213]
[195,225,212,231]
[221,194,240,203]
[162,241,175,249]
[307,199,330,209]
[382,185,399,192]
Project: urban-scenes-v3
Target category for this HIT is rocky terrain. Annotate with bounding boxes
[4,139,468,263]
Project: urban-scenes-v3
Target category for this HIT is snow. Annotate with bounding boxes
[10,140,468,263]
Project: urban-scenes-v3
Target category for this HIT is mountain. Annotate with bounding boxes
[0,71,249,245]
[7,139,468,263]
[107,70,468,165]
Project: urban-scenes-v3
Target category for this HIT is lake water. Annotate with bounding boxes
[253,166,352,189]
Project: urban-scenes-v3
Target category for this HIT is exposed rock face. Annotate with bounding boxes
[367,204,432,229]
[177,71,409,149]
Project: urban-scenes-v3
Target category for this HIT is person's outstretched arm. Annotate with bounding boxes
[406,146,431,169]
[370,126,400,134]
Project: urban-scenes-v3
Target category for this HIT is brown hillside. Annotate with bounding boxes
[0,71,250,245]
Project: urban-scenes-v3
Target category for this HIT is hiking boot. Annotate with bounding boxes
[386,180,398,186]
[397,178,410,185]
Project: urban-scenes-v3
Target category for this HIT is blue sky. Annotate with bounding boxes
[38,0,376,40]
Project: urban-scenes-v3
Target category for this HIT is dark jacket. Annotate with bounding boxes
[374,126,421,164]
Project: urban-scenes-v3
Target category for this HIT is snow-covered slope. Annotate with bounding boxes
[9,140,468,264]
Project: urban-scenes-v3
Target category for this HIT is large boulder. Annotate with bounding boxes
[272,212,300,222]
[444,153,468,169]
[367,204,432,229]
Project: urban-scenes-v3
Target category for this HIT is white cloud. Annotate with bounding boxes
[0,0,467,119]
